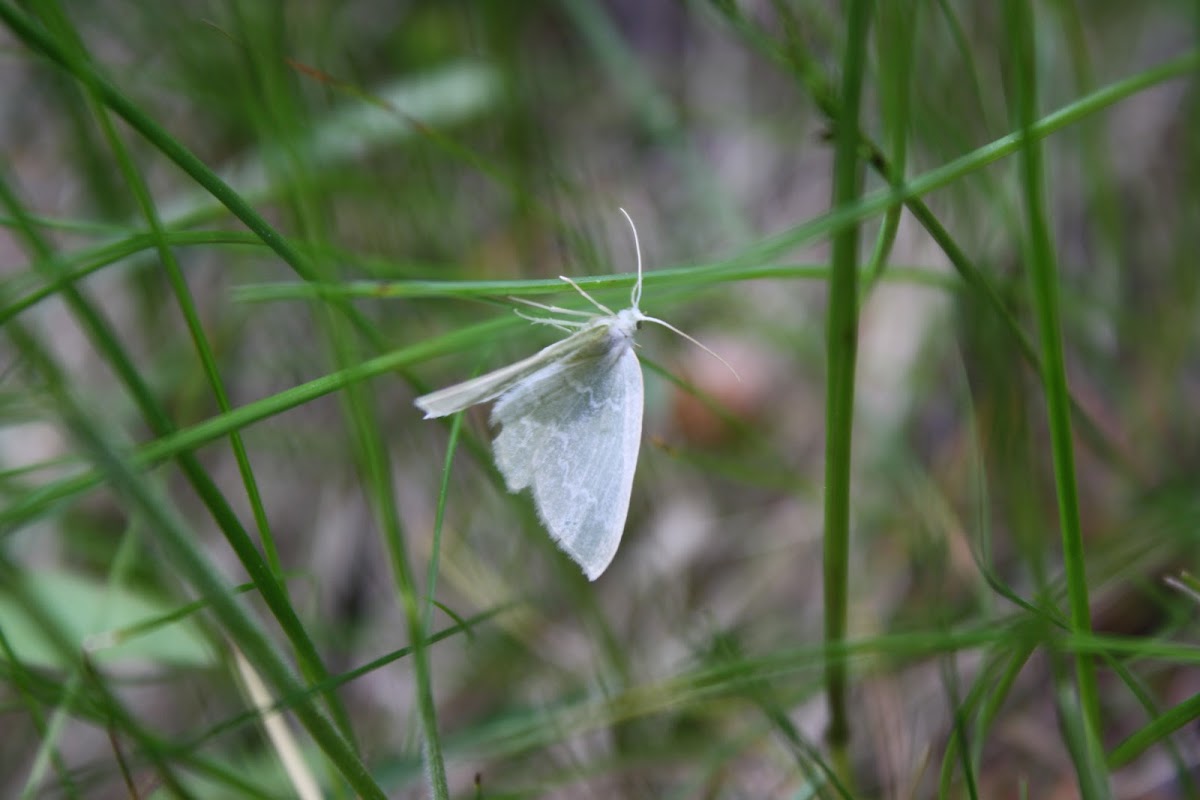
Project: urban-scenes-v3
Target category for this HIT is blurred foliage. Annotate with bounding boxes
[0,1,1199,797]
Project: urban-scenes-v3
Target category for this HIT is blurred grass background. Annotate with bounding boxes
[1,1,1199,797]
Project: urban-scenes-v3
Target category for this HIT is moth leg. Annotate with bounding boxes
[559,275,616,315]
[509,295,595,318]
[513,309,586,332]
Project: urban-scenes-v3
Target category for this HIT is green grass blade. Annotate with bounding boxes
[1003,0,1105,792]
[0,296,385,796]
[823,0,873,770]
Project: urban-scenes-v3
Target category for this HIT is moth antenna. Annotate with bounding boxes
[559,274,615,315]
[643,315,742,382]
[619,207,643,309]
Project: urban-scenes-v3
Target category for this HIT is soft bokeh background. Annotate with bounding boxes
[1,2,1199,798]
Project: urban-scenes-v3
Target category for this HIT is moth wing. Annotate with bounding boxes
[491,343,643,580]
[414,329,596,419]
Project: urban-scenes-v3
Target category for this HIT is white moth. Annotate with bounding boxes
[415,209,730,580]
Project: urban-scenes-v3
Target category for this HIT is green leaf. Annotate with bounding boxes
[0,569,213,670]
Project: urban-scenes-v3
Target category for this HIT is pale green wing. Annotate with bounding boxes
[414,323,609,418]
[490,342,643,580]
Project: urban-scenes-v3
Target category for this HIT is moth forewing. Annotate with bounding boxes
[490,330,643,579]
[414,317,618,418]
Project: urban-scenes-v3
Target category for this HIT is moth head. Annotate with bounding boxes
[615,306,647,337]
